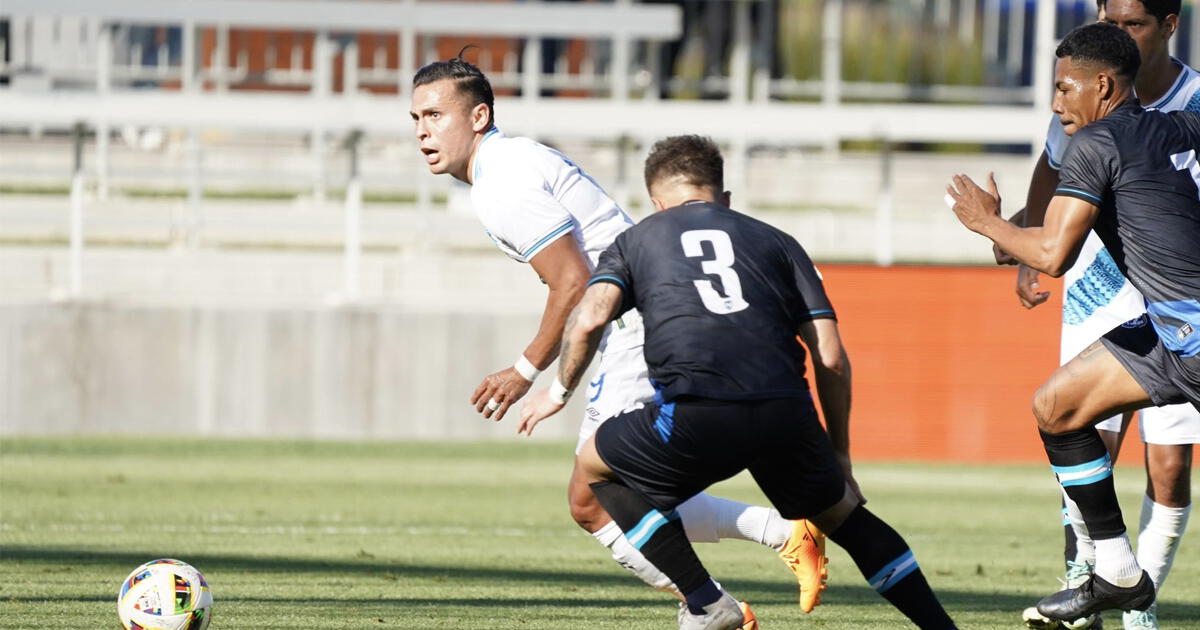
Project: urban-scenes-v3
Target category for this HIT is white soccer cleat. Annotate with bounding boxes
[1023,605,1063,629]
[678,593,745,630]
[1122,603,1159,630]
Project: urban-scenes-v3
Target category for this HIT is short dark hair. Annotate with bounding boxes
[644,135,724,192]
[1103,0,1181,24]
[412,52,495,125]
[1056,22,1141,82]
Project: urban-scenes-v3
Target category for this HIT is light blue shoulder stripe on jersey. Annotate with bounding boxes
[809,308,834,317]
[521,220,574,260]
[1185,88,1200,112]
[1148,64,1188,110]
[1045,142,1062,169]
[868,550,919,594]
[588,275,626,289]
[471,127,502,182]
[625,509,681,550]
[1055,187,1103,204]
[1063,247,1127,326]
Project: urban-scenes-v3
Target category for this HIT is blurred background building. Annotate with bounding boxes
[0,0,1180,460]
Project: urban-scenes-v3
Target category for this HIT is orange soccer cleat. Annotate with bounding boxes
[777,519,829,613]
[738,601,759,630]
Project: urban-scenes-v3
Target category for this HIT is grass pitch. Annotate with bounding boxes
[1,438,1197,629]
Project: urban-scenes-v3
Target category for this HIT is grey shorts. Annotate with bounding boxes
[1101,315,1200,411]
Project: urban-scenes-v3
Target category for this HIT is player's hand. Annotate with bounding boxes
[1016,264,1051,309]
[837,452,867,505]
[945,172,1002,234]
[517,389,565,436]
[470,366,533,422]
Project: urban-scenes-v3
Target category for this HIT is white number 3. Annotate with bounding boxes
[680,229,750,314]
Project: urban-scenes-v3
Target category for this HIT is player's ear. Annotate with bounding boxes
[650,196,669,212]
[1096,72,1114,100]
[471,103,491,133]
[720,190,732,208]
[1163,13,1179,38]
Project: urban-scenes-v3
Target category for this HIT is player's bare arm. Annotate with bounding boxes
[1013,153,1062,307]
[798,317,864,504]
[946,173,1097,277]
[518,282,623,436]
[471,235,591,422]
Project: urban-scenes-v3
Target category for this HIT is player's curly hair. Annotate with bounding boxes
[412,46,495,125]
[1056,22,1141,83]
[644,135,724,192]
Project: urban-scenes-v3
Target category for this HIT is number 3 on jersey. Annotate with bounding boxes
[680,229,750,314]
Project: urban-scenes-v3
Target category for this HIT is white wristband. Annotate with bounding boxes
[514,354,542,381]
[549,376,572,404]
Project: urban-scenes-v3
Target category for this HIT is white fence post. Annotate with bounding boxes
[1032,0,1057,153]
[822,0,843,153]
[69,123,85,298]
[95,23,111,200]
[344,130,363,301]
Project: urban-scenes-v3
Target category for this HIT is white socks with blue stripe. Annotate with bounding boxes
[1137,495,1191,592]
[675,492,791,550]
[591,520,683,598]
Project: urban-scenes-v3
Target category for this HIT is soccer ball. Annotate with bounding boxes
[117,559,213,630]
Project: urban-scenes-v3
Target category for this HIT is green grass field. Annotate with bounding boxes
[1,438,1197,629]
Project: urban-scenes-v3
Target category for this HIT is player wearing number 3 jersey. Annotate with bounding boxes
[408,55,829,617]
[522,135,958,629]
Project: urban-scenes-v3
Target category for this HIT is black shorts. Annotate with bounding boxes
[1101,315,1200,410]
[594,396,846,519]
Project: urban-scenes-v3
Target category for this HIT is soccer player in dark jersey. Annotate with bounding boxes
[521,135,958,630]
[946,21,1200,621]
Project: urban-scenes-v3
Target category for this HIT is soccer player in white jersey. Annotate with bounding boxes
[1005,2,1196,628]
[408,54,830,617]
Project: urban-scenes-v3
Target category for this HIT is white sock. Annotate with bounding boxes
[676,492,790,550]
[1093,534,1143,587]
[591,521,683,599]
[1136,495,1190,593]
[1063,491,1096,565]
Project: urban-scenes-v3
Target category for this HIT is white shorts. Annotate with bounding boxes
[575,315,655,454]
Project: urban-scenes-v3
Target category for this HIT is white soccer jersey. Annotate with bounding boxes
[469,128,634,268]
[1043,60,1200,444]
[468,128,654,438]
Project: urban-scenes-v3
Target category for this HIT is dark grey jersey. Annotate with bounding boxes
[1057,101,1200,358]
[591,201,835,403]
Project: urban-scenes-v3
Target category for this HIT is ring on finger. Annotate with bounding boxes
[486,398,501,411]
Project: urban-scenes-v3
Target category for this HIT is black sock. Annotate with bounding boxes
[1040,429,1125,539]
[828,506,957,630]
[1062,497,1079,567]
[590,481,717,612]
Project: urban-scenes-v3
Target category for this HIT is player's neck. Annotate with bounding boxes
[1135,55,1180,106]
[461,126,495,185]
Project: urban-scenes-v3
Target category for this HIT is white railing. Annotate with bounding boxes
[2,0,1157,299]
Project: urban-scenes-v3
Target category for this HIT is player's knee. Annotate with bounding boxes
[1033,382,1075,434]
[567,483,607,531]
[1149,448,1192,503]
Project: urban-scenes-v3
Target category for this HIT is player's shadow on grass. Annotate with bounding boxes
[6,545,1200,622]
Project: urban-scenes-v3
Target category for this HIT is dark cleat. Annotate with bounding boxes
[1036,571,1155,621]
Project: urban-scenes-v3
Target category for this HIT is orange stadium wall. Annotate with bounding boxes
[816,265,1146,466]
